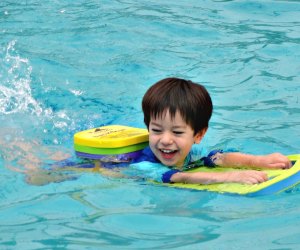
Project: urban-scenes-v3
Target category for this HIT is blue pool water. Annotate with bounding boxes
[1,0,300,249]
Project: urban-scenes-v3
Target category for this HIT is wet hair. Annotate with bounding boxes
[142,77,213,134]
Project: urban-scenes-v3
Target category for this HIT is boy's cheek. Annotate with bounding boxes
[149,143,156,152]
[148,135,157,144]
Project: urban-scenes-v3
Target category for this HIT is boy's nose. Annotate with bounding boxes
[160,132,173,145]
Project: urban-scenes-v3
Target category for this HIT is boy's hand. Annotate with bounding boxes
[225,170,268,184]
[255,153,292,169]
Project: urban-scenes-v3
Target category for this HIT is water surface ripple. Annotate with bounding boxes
[0,0,300,249]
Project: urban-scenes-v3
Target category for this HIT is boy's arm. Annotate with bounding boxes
[170,170,268,185]
[213,152,292,169]
[169,152,291,185]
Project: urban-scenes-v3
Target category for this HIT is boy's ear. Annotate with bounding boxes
[194,128,207,144]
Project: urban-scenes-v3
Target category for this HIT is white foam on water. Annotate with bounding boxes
[0,40,43,115]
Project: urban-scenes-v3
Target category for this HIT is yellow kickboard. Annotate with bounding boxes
[167,154,300,196]
[74,125,149,148]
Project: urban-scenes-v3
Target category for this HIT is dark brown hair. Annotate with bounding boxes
[142,77,213,134]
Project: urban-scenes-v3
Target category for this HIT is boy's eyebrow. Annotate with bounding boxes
[172,125,186,129]
[150,122,162,127]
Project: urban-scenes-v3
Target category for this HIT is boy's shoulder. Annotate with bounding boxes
[189,144,208,159]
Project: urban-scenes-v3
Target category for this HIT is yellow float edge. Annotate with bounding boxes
[74,125,149,148]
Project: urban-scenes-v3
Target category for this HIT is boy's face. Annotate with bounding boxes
[148,110,206,168]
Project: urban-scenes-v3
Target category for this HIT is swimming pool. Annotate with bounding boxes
[1,0,300,249]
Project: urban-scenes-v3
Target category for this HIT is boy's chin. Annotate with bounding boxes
[159,158,181,167]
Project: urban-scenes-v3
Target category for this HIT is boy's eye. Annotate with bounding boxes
[173,131,184,135]
[151,128,162,133]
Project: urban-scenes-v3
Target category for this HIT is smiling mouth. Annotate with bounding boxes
[159,149,178,159]
[160,149,177,153]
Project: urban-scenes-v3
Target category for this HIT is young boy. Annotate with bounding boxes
[19,77,292,186]
[132,77,291,184]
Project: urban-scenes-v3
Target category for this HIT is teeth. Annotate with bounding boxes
[161,149,175,153]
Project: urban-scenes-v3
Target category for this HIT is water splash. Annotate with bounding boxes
[0,40,42,115]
